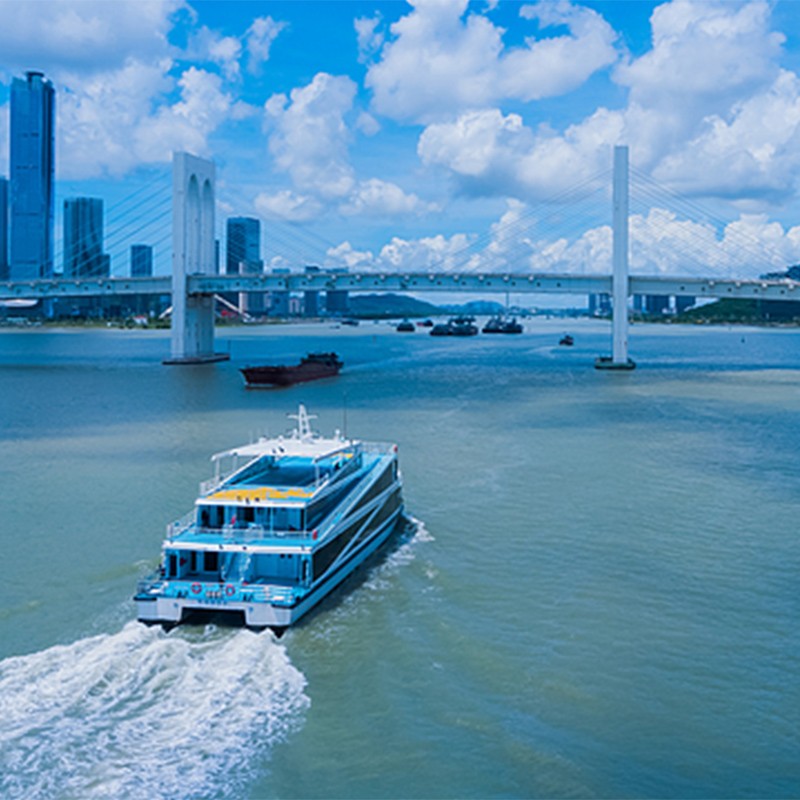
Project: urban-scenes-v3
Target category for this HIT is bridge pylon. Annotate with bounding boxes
[164,151,229,365]
[596,144,635,371]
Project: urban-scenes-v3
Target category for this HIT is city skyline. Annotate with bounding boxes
[2,1,800,280]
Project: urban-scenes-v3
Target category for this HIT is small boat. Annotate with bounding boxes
[448,316,479,336]
[559,335,574,346]
[134,405,405,632]
[339,318,360,326]
[429,322,451,336]
[417,319,434,327]
[396,319,415,332]
[482,315,523,334]
[240,352,343,388]
[429,316,479,336]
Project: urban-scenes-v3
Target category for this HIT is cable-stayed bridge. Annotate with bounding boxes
[2,148,799,367]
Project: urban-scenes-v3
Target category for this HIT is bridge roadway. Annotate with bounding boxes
[2,272,800,302]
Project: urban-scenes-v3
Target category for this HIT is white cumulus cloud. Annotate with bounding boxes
[254,190,323,223]
[263,72,437,221]
[414,0,800,208]
[246,16,287,75]
[365,0,618,123]
[0,0,183,76]
[265,73,357,200]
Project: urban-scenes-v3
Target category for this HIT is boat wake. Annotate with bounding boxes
[0,621,309,800]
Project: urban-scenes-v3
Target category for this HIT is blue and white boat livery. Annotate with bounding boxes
[135,405,405,632]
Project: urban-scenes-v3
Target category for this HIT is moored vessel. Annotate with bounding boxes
[134,406,405,632]
[240,352,343,388]
[429,316,479,336]
[482,315,523,334]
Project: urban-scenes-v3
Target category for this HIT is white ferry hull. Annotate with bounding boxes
[135,507,404,630]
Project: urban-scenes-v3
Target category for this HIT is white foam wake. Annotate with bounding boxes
[0,621,309,800]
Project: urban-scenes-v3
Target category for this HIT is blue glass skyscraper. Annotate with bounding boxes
[63,197,108,277]
[226,217,260,275]
[10,71,55,279]
[226,216,263,313]
[130,244,153,277]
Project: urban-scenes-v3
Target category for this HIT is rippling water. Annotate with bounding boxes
[0,319,798,799]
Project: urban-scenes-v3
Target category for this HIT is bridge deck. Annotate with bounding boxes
[2,273,800,301]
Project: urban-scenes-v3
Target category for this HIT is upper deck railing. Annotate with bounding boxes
[167,518,316,542]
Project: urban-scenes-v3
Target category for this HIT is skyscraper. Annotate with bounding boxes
[131,244,153,277]
[226,217,260,275]
[63,197,108,277]
[226,217,263,313]
[0,177,8,280]
[10,71,55,279]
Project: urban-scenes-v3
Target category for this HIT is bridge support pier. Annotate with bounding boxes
[596,145,635,371]
[164,152,228,365]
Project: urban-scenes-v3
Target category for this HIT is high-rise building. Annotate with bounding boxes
[589,293,611,316]
[644,295,670,315]
[226,217,260,275]
[0,177,8,280]
[226,217,262,313]
[64,197,109,277]
[131,244,153,277]
[10,71,55,279]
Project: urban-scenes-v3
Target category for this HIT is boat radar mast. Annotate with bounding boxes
[288,404,317,441]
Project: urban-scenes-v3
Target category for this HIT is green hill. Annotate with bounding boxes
[347,293,441,319]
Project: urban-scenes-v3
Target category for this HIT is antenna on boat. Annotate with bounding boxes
[288,404,316,441]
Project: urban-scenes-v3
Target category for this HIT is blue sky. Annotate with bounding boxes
[2,0,800,280]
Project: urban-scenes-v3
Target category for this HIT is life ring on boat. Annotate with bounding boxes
[191,583,201,594]
[225,584,235,597]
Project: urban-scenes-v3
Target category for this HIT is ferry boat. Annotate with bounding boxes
[134,406,405,632]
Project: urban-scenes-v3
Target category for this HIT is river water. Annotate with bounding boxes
[0,318,797,799]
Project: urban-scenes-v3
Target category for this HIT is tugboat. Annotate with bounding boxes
[241,352,343,388]
[559,335,574,346]
[483,315,523,334]
[429,316,479,336]
[134,405,406,632]
[396,319,415,333]
[429,321,451,336]
[449,316,478,336]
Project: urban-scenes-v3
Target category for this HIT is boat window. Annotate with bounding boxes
[272,507,289,530]
[286,509,302,531]
[169,553,177,578]
[244,507,255,524]
[204,551,219,572]
[190,551,197,572]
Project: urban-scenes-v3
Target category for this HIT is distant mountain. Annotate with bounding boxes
[347,293,441,319]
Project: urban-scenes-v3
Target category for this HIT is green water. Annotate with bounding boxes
[0,319,798,799]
